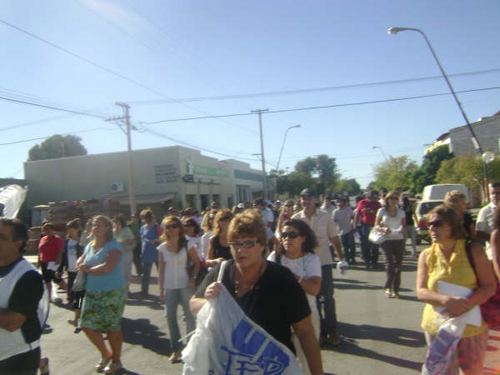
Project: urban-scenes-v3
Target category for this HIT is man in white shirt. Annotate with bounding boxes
[333,197,355,264]
[253,198,274,228]
[476,182,500,258]
[292,188,343,347]
[320,196,335,216]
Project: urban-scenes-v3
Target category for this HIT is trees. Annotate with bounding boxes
[371,156,418,192]
[335,179,361,196]
[410,145,454,193]
[28,135,87,161]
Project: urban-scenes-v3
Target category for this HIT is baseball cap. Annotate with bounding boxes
[300,188,316,197]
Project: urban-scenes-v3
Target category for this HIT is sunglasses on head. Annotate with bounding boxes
[428,220,444,228]
[281,231,300,239]
[165,224,179,229]
[219,216,232,222]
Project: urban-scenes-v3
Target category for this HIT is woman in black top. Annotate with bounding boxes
[206,208,233,267]
[401,196,418,257]
[191,210,324,375]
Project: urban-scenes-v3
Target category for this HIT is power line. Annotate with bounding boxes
[0,94,107,119]
[0,127,109,146]
[0,18,255,135]
[129,68,500,105]
[141,86,500,125]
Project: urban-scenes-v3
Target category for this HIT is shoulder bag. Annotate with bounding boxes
[465,241,500,329]
[368,227,387,245]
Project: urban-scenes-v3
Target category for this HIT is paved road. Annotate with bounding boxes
[36,244,500,374]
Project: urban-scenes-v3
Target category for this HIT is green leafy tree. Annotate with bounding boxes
[436,153,500,189]
[372,156,418,191]
[335,179,361,196]
[410,145,454,193]
[28,134,87,161]
[294,154,339,195]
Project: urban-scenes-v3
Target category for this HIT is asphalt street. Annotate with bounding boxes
[35,243,500,375]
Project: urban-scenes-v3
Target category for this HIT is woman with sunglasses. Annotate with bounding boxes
[374,190,406,298]
[268,219,321,375]
[417,205,496,374]
[158,216,200,364]
[206,208,233,267]
[191,210,323,375]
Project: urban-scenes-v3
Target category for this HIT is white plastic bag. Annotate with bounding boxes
[422,312,470,375]
[182,284,303,375]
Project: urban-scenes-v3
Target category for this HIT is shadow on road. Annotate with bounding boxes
[122,317,171,356]
[324,322,426,371]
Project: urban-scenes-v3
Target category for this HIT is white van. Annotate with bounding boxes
[421,184,470,204]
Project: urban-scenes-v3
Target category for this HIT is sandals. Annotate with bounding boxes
[39,357,50,375]
[95,357,112,373]
[169,350,183,364]
[104,362,123,374]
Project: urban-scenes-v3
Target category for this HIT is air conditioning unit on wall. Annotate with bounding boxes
[109,182,125,193]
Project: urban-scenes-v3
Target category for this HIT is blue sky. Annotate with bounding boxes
[1,0,499,189]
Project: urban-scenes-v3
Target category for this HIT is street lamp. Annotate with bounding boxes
[388,27,490,200]
[276,124,301,171]
[372,146,388,162]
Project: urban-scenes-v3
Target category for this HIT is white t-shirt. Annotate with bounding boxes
[200,231,212,260]
[376,208,405,241]
[476,202,496,259]
[67,238,79,272]
[261,208,274,226]
[267,251,321,312]
[158,243,189,290]
[186,235,201,259]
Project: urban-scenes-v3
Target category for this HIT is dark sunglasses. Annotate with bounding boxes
[428,220,444,228]
[281,231,300,239]
[183,223,194,227]
[219,216,232,222]
[229,240,257,250]
[165,224,179,229]
[388,197,398,201]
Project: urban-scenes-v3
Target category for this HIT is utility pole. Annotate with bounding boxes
[107,102,137,215]
[252,109,269,200]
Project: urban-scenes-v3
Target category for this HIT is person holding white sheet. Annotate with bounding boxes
[416,205,495,374]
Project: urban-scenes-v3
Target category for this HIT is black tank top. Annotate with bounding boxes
[212,235,232,260]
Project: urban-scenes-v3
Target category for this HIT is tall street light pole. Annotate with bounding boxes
[276,124,301,171]
[252,109,269,200]
[372,146,388,162]
[388,27,490,200]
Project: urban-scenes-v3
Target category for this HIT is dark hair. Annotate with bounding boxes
[183,217,201,235]
[491,182,500,189]
[42,222,54,231]
[160,216,187,249]
[253,198,264,207]
[66,218,82,238]
[282,219,318,254]
[427,205,466,240]
[112,215,128,229]
[0,218,28,253]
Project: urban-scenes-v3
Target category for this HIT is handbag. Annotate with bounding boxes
[465,241,500,328]
[72,270,87,292]
[368,227,386,245]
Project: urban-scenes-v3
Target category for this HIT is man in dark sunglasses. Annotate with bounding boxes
[292,188,343,347]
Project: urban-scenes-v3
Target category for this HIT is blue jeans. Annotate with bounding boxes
[360,225,379,265]
[141,261,157,294]
[164,288,195,352]
[341,231,356,263]
[316,264,337,336]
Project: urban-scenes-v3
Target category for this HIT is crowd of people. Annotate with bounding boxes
[1,183,500,374]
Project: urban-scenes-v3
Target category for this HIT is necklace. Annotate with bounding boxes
[234,260,265,297]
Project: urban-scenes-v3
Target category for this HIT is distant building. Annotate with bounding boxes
[24,145,264,214]
[425,111,500,156]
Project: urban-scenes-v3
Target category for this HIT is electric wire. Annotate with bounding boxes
[0,127,109,146]
[0,18,256,135]
[130,68,500,105]
[141,86,500,125]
